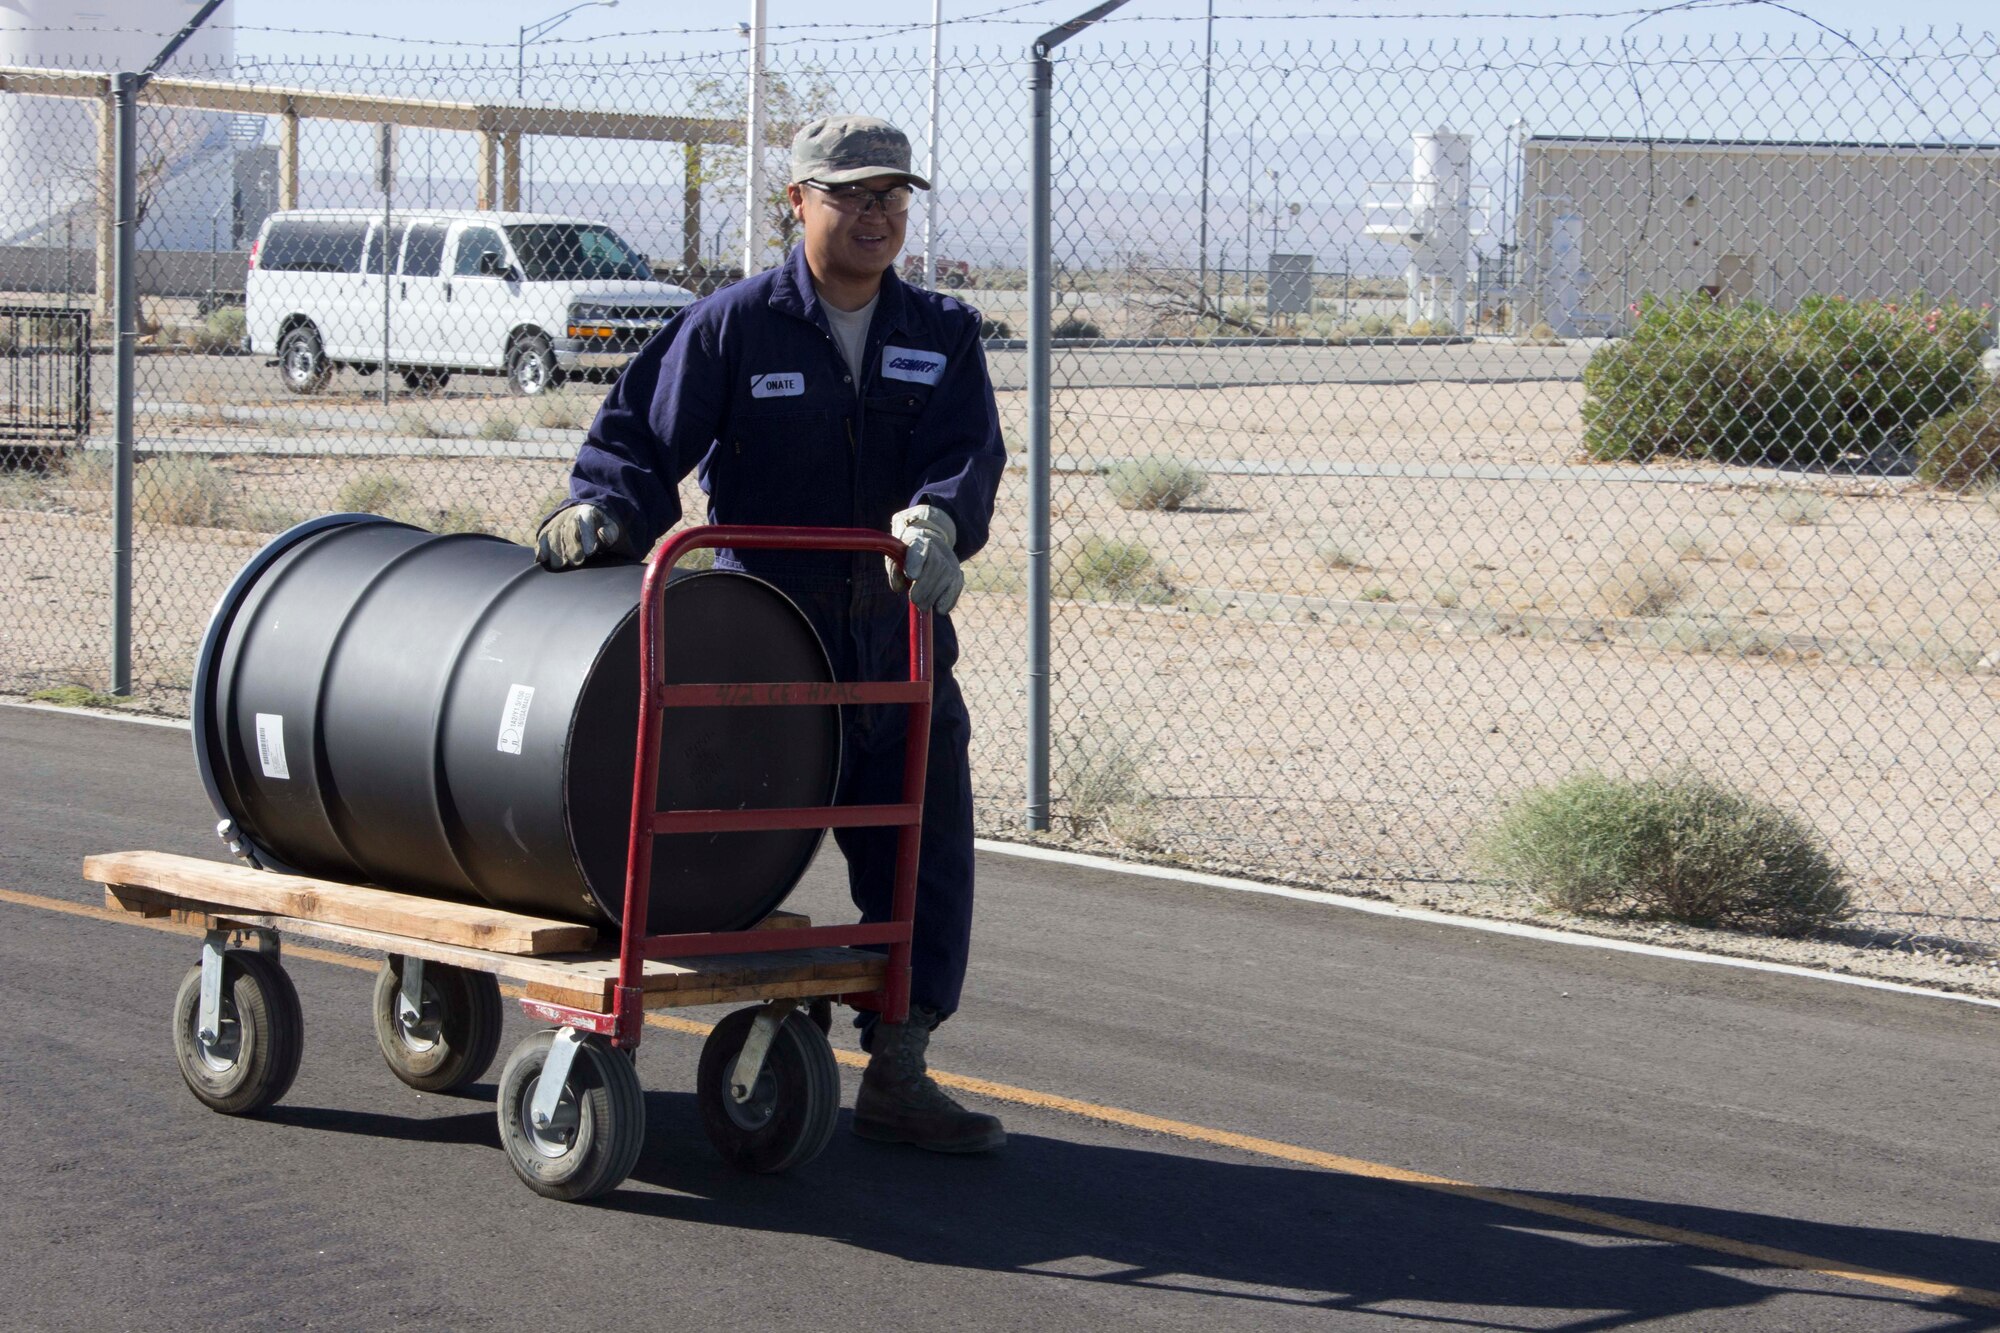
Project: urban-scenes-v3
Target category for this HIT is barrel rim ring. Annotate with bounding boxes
[191,512,401,872]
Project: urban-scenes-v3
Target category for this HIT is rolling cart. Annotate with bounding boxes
[86,525,933,1202]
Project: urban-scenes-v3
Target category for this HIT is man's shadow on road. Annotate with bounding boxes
[613,1091,2000,1331]
[267,1086,2000,1331]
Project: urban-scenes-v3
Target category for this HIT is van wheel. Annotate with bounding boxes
[943,271,969,289]
[278,325,331,395]
[402,368,451,394]
[507,334,561,396]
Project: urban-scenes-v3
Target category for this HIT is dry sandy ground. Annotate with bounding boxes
[6,372,1998,993]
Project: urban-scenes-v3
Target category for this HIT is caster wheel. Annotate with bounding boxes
[172,950,304,1115]
[697,1006,840,1174]
[372,958,502,1094]
[496,1031,645,1202]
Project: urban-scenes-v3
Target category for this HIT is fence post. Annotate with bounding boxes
[109,70,137,696]
[1025,1,1129,832]
[1026,46,1052,830]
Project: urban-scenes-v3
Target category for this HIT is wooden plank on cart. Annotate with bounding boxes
[86,851,596,955]
[520,947,888,1012]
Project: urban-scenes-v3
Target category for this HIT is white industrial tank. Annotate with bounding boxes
[0,0,238,249]
[1364,128,1480,332]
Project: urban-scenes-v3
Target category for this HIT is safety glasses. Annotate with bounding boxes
[804,180,916,216]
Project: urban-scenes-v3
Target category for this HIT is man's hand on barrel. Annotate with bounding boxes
[887,505,963,614]
[534,503,632,571]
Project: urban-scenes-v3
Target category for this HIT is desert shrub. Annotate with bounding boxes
[1595,551,1690,618]
[531,396,596,431]
[1055,727,1156,845]
[1103,456,1206,511]
[396,411,447,439]
[1057,537,1170,601]
[1352,314,1395,337]
[477,414,521,442]
[980,315,1013,340]
[1052,316,1102,340]
[135,456,228,526]
[187,306,245,353]
[425,505,492,535]
[1640,613,1785,658]
[1765,487,1832,526]
[1315,535,1366,570]
[1475,768,1849,934]
[335,472,414,517]
[1582,294,1985,466]
[1914,386,2000,489]
[30,685,128,709]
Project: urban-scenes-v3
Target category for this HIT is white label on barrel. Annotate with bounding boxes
[497,684,535,755]
[255,713,290,780]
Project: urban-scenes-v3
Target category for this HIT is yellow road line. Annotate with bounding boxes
[8,884,1997,1311]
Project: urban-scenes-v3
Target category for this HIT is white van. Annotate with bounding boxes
[245,209,696,396]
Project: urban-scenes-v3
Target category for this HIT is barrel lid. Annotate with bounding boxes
[190,513,397,871]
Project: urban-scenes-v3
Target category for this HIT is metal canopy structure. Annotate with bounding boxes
[0,65,745,315]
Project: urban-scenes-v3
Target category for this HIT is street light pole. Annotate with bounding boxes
[516,0,619,208]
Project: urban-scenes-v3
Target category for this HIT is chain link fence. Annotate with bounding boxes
[1,30,1996,949]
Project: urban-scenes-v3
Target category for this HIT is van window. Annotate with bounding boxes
[454,227,509,277]
[402,223,450,277]
[505,224,652,282]
[362,222,410,277]
[259,218,366,273]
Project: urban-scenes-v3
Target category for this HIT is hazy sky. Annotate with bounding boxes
[223,0,1997,64]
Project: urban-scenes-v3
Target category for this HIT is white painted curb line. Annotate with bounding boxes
[12,705,1993,1013]
[976,838,2000,1012]
[5,700,191,731]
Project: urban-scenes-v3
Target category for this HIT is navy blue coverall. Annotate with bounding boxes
[565,243,1006,1020]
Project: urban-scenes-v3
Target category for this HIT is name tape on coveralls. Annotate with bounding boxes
[750,372,805,398]
[881,346,946,386]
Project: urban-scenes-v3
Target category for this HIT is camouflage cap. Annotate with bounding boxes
[789,115,932,189]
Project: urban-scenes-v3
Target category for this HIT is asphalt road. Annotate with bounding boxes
[3,704,1998,1331]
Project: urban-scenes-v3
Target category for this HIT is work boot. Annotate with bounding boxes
[852,1008,1006,1153]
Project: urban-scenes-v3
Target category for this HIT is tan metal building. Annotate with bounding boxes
[1514,135,2000,335]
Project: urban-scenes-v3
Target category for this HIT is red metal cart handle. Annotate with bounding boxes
[615,525,935,1039]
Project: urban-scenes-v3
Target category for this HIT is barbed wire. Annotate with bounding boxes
[0,3,1969,55]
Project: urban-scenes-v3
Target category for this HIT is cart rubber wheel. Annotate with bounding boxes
[372,957,503,1095]
[496,1031,645,1202]
[171,950,304,1115]
[697,1006,840,1174]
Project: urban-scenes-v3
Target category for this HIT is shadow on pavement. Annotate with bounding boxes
[251,1080,2000,1330]
[606,1090,2000,1331]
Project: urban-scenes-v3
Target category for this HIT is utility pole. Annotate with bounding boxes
[1243,118,1254,301]
[741,0,769,274]
[1195,0,1213,318]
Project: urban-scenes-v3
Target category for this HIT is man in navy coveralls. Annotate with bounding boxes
[535,115,1007,1153]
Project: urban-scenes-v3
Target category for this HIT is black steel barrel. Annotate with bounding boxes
[192,514,840,931]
